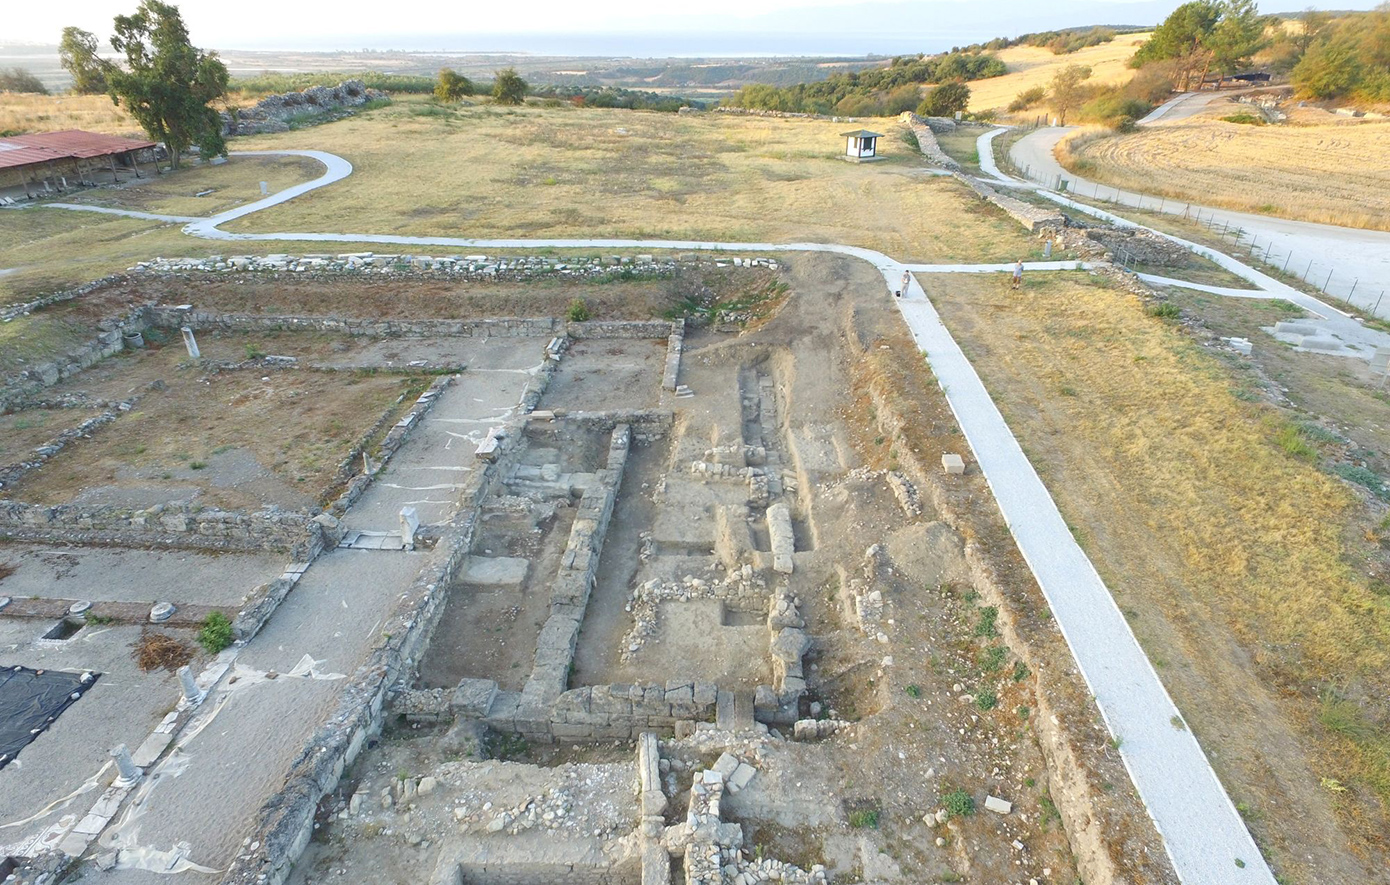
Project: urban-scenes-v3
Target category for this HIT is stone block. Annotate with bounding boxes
[451,679,499,718]
[728,762,756,793]
[712,753,740,779]
[942,453,966,475]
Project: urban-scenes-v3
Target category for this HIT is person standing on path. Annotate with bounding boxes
[1011,260,1023,290]
[901,270,911,296]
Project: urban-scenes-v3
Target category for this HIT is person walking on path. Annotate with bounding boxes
[901,270,911,295]
[1011,259,1024,290]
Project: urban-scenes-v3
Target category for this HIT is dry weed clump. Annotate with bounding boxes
[1057,118,1390,231]
[136,631,195,672]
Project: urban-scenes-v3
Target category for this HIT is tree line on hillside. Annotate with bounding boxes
[973,26,1129,56]
[724,50,1004,116]
[1287,6,1390,102]
[1005,0,1389,130]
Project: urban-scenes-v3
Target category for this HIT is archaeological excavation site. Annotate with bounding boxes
[0,250,1174,885]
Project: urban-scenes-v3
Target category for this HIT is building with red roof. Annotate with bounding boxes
[0,130,158,198]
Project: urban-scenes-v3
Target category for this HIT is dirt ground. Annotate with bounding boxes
[928,270,1390,884]
[4,337,429,511]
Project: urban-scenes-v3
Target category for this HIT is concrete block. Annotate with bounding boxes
[984,795,1012,815]
[942,453,966,475]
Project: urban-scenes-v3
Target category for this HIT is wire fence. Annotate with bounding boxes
[1014,161,1388,319]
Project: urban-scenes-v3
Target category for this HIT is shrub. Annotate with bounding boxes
[974,605,998,637]
[492,67,529,105]
[917,81,971,117]
[1008,85,1047,112]
[847,808,880,828]
[1147,302,1181,319]
[1333,464,1389,500]
[435,68,475,102]
[974,687,998,710]
[942,788,975,817]
[1276,425,1317,461]
[566,298,592,322]
[197,611,234,654]
[0,67,48,94]
[1221,113,1265,126]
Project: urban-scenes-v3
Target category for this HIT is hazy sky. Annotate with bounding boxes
[8,0,1383,55]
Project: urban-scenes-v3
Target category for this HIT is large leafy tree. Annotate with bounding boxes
[917,81,971,116]
[1208,0,1268,78]
[491,68,529,106]
[59,27,107,94]
[101,1,229,169]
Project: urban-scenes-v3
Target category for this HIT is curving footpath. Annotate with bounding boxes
[34,148,1277,884]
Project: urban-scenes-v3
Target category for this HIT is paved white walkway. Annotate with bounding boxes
[31,148,1280,883]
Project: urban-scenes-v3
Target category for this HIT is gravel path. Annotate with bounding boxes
[35,147,1280,884]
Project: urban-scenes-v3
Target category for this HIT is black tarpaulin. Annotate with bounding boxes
[0,666,98,770]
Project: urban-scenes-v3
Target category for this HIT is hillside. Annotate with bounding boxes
[967,31,1151,113]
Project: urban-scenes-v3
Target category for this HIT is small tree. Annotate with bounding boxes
[59,26,108,94]
[0,68,48,94]
[492,67,528,105]
[1047,64,1093,125]
[102,0,229,170]
[917,81,971,117]
[434,67,474,102]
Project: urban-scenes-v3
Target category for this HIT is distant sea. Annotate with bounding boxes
[222,31,961,58]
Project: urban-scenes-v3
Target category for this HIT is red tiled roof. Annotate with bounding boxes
[0,130,157,172]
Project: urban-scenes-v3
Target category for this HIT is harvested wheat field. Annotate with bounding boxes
[927,271,1390,885]
[1059,116,1390,230]
[225,100,1049,265]
[966,32,1151,114]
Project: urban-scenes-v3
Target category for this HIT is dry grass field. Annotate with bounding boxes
[967,32,1151,114]
[0,92,140,137]
[224,99,1047,265]
[1059,115,1390,231]
[928,271,1390,883]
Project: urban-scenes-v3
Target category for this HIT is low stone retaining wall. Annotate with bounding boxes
[662,320,684,391]
[0,500,315,556]
[0,273,129,323]
[328,375,454,516]
[520,424,632,706]
[0,304,151,414]
[146,307,675,343]
[0,406,129,491]
[136,252,684,280]
[952,172,1065,233]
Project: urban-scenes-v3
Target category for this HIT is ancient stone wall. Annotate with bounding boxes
[899,112,960,170]
[221,427,520,885]
[220,80,387,136]
[0,500,314,555]
[0,407,128,491]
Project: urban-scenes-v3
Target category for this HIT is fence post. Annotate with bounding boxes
[1283,253,1292,273]
[1303,259,1313,282]
[1323,268,1334,292]
[1349,278,1359,300]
